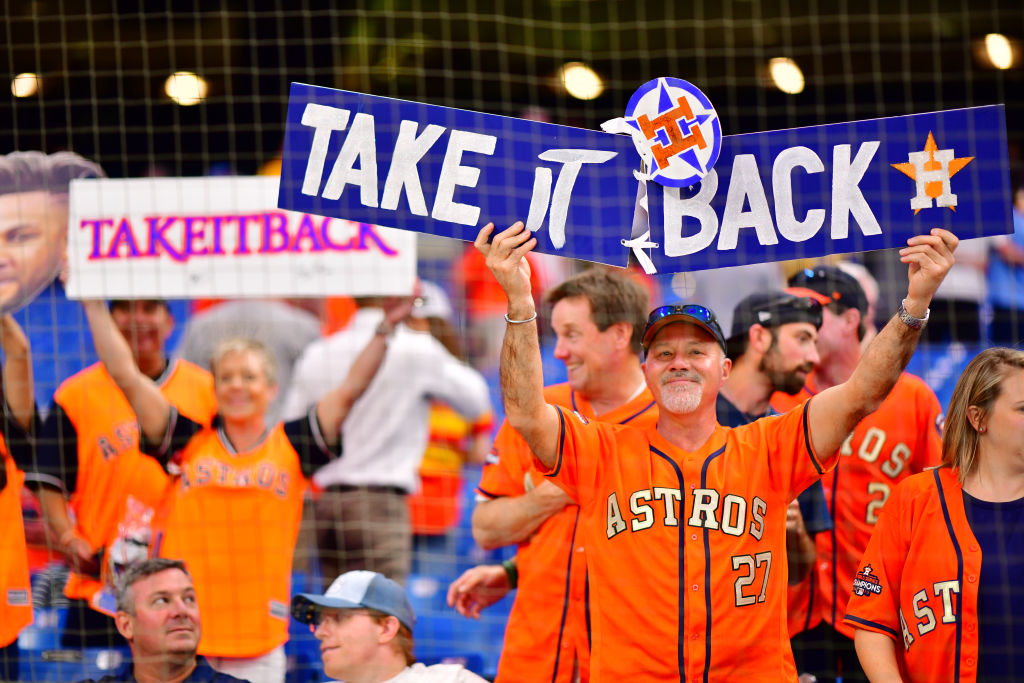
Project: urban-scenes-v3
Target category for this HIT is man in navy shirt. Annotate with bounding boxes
[717,291,833,583]
[75,558,249,683]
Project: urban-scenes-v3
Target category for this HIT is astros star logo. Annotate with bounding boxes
[891,132,973,214]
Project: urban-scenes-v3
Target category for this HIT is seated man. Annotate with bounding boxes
[292,571,486,683]
[76,558,249,683]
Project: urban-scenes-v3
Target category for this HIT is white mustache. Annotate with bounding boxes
[661,371,702,385]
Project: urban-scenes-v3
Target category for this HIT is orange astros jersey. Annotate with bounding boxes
[477,383,657,683]
[844,468,981,683]
[36,360,217,611]
[1,446,32,648]
[153,417,326,658]
[775,373,942,638]
[542,400,834,682]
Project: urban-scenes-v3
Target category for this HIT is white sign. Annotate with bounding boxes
[66,176,416,299]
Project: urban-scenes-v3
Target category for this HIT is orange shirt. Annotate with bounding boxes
[844,468,981,683]
[409,404,492,535]
[39,360,216,610]
[477,383,657,683]
[1,446,32,647]
[544,401,835,682]
[154,421,315,658]
[774,373,942,638]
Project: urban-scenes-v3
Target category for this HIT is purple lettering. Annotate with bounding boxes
[210,216,229,255]
[320,218,356,251]
[183,217,210,257]
[105,218,142,259]
[145,216,186,263]
[290,214,325,252]
[357,223,399,255]
[82,219,114,259]
[260,211,290,253]
[234,215,259,255]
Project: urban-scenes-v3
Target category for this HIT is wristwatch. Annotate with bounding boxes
[897,299,929,330]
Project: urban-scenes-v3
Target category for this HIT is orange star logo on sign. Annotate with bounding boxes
[891,132,974,214]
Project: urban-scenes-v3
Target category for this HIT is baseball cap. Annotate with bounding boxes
[787,266,867,314]
[642,304,727,353]
[411,280,453,321]
[291,570,416,631]
[728,292,823,343]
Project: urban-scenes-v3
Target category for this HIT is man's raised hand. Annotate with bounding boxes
[474,222,537,316]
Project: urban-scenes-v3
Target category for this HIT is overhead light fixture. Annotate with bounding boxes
[558,62,604,101]
[11,73,40,98]
[769,58,804,94]
[984,33,1015,69]
[164,71,208,106]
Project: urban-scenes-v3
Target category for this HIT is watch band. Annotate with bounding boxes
[897,299,929,330]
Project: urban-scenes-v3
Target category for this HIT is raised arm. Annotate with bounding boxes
[0,314,34,430]
[474,222,560,469]
[81,300,170,444]
[314,293,416,445]
[807,229,957,458]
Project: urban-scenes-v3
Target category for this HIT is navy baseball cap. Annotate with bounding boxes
[291,571,416,631]
[642,304,727,353]
[787,266,867,314]
[728,292,823,343]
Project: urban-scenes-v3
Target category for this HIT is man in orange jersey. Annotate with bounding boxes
[475,220,955,682]
[32,299,217,648]
[1,314,40,680]
[447,267,654,683]
[774,265,943,683]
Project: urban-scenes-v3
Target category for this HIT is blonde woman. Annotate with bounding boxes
[81,294,413,683]
[845,347,1024,682]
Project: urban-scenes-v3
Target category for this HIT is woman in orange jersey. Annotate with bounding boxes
[81,294,414,683]
[846,348,1024,683]
[0,314,42,681]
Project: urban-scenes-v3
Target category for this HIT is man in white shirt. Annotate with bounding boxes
[292,571,486,683]
[282,292,491,586]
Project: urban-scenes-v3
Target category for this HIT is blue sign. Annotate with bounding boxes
[639,105,1012,273]
[278,82,639,267]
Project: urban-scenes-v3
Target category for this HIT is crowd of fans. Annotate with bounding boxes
[1,151,1023,682]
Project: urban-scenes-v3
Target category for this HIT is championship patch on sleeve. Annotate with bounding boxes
[484,448,500,466]
[935,412,945,436]
[852,564,883,597]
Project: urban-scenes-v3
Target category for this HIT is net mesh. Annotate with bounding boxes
[2,1,1022,680]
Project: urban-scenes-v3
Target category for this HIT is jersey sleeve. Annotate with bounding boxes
[30,401,79,493]
[476,418,530,501]
[538,405,615,506]
[842,479,910,640]
[282,408,336,478]
[750,399,828,502]
[140,408,204,470]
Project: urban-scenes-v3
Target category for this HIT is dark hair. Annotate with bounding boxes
[545,268,649,354]
[0,151,105,197]
[115,558,191,615]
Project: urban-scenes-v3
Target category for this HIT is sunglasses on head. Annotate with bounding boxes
[646,304,720,329]
[756,295,823,316]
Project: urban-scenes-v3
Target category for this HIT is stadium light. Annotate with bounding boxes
[984,33,1015,69]
[558,62,604,100]
[769,58,804,94]
[164,71,209,106]
[11,73,40,98]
